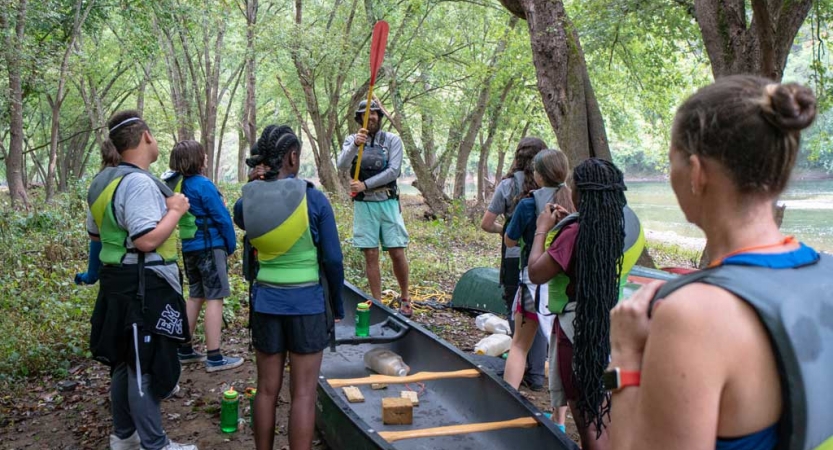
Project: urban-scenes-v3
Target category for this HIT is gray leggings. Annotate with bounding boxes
[111,363,169,450]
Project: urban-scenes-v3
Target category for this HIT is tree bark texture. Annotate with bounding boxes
[498,0,611,168]
[46,0,95,201]
[240,0,258,182]
[2,0,31,209]
[451,16,517,200]
[693,0,812,81]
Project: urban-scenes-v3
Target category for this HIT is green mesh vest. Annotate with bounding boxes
[87,165,178,264]
[164,173,198,240]
[242,178,319,285]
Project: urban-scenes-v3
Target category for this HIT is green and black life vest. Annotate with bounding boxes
[542,205,645,314]
[241,178,319,285]
[350,131,398,201]
[164,173,198,240]
[651,255,833,450]
[87,165,178,265]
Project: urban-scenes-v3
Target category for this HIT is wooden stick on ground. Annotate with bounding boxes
[377,417,539,443]
[327,369,480,388]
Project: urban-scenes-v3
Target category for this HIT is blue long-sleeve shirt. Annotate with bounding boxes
[233,180,345,319]
[180,174,237,255]
[505,197,536,268]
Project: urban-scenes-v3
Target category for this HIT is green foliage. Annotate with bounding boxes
[0,182,497,379]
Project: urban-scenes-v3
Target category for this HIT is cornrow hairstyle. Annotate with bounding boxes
[570,158,627,435]
[255,125,300,179]
[672,75,816,196]
[534,148,575,213]
[169,140,206,176]
[105,110,150,154]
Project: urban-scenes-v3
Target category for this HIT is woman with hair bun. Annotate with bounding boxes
[234,125,344,450]
[609,76,833,450]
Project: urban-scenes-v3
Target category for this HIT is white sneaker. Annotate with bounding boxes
[110,431,141,450]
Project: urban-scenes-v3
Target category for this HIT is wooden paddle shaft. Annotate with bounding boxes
[327,368,479,388]
[377,417,539,443]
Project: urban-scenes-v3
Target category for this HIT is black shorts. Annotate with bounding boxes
[251,312,329,355]
[183,249,230,299]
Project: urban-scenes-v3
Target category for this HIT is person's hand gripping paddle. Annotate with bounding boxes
[352,20,390,197]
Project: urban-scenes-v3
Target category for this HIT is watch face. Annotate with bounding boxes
[602,369,619,391]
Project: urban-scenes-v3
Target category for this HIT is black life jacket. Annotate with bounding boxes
[350,131,397,201]
[651,255,833,450]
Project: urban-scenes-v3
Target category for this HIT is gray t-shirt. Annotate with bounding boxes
[337,130,404,202]
[86,172,182,294]
[487,172,524,259]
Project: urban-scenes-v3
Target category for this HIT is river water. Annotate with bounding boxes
[626,180,833,253]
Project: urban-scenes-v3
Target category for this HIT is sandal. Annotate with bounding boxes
[398,298,413,318]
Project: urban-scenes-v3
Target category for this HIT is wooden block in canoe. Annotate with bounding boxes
[371,383,388,390]
[342,386,365,403]
[327,369,480,388]
[400,390,419,406]
[382,397,413,425]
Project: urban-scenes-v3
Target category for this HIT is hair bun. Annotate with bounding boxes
[764,83,817,132]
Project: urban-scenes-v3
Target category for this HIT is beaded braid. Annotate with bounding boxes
[570,158,627,434]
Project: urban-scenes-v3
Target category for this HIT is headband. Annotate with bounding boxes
[109,117,142,134]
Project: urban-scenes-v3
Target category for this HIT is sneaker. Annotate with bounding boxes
[142,442,198,450]
[521,376,545,392]
[205,355,244,373]
[110,431,140,450]
[178,350,206,365]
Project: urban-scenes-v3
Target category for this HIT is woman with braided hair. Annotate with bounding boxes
[234,125,345,450]
[608,77,833,450]
[528,157,641,450]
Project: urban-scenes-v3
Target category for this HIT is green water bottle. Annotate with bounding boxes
[356,302,370,337]
[220,387,239,433]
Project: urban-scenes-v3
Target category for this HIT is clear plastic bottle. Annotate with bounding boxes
[475,313,511,335]
[363,348,410,376]
[474,334,512,356]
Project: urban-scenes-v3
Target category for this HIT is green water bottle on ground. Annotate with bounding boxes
[220,387,239,433]
[356,302,370,337]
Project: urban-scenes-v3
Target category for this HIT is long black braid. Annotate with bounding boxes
[254,125,300,179]
[571,158,627,434]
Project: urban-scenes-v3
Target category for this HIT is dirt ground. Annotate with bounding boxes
[0,308,577,450]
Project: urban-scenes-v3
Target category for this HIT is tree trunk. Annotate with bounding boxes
[452,17,518,200]
[2,0,31,209]
[477,80,514,205]
[388,76,450,216]
[693,0,812,81]
[288,0,355,195]
[498,0,611,168]
[242,0,258,169]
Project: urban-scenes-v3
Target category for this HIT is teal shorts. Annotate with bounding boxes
[352,199,410,249]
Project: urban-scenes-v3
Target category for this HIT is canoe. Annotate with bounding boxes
[315,282,580,450]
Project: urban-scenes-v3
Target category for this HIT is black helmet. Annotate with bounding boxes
[354,100,384,125]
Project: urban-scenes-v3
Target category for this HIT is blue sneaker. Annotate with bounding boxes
[178,350,206,365]
[205,355,244,373]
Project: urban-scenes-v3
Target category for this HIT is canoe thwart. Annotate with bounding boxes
[327,368,480,388]
[377,417,539,443]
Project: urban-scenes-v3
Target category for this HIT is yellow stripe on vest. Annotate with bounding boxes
[816,435,833,450]
[90,177,122,229]
[250,196,309,261]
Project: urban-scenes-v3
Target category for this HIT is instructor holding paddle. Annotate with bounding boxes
[337,22,413,317]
